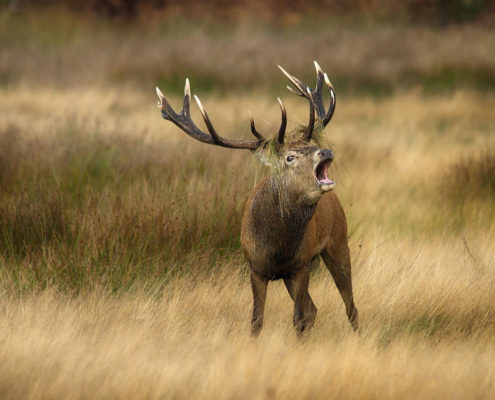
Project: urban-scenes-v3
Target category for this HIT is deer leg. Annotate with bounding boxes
[250,271,268,337]
[284,267,317,336]
[311,255,320,270]
[284,275,317,323]
[321,248,359,331]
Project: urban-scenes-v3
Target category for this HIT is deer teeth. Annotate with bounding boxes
[315,158,335,191]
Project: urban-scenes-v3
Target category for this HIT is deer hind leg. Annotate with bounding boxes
[321,247,359,331]
[284,267,317,336]
[250,270,268,337]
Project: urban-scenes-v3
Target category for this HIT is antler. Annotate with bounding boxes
[249,98,287,148]
[156,79,287,150]
[278,61,336,142]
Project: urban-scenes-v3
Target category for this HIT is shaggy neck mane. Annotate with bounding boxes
[249,178,317,269]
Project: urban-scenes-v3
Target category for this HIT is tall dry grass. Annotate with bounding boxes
[0,238,494,399]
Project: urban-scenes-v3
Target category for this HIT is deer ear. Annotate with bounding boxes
[252,148,273,167]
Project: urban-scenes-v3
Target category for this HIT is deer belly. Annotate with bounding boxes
[246,247,313,280]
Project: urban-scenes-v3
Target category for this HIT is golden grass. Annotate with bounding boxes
[1,235,494,399]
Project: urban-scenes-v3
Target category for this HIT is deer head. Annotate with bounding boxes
[156,61,337,205]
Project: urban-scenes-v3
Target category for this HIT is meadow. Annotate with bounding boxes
[0,8,495,399]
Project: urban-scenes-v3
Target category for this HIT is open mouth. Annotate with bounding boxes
[314,159,335,191]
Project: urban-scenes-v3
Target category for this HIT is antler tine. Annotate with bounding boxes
[313,61,325,117]
[286,85,303,96]
[193,94,218,138]
[305,88,316,141]
[247,98,287,147]
[248,112,266,141]
[276,97,287,146]
[182,78,191,117]
[157,82,214,145]
[278,62,337,141]
[278,65,309,96]
[156,80,260,150]
[323,72,336,126]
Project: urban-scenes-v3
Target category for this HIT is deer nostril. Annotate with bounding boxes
[318,149,333,159]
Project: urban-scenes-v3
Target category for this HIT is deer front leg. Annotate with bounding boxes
[284,266,316,336]
[250,270,268,337]
[321,247,359,331]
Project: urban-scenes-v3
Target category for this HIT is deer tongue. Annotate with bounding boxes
[315,160,335,190]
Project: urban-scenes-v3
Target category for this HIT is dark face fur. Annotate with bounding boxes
[258,144,335,205]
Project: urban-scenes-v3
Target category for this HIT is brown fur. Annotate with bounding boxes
[241,146,358,336]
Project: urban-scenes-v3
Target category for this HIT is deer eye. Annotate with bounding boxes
[286,155,296,163]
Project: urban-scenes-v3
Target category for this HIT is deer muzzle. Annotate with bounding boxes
[314,149,335,191]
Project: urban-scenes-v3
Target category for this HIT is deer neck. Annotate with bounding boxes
[249,177,316,260]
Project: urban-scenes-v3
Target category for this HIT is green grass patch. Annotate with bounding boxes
[422,65,495,93]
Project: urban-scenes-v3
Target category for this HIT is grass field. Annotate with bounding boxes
[1,8,495,399]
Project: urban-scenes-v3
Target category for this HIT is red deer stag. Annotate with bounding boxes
[156,62,358,336]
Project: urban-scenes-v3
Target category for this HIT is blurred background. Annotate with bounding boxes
[1,0,494,93]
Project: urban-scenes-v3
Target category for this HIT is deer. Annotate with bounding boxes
[156,61,358,337]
